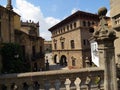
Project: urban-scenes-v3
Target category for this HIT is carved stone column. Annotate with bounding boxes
[93,7,118,90]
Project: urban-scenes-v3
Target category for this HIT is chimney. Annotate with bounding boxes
[6,0,13,10]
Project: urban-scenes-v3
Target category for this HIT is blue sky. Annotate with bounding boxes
[0,0,110,40]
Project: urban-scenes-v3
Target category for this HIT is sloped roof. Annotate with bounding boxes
[48,10,99,31]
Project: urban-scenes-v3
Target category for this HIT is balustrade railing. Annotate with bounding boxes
[0,67,104,90]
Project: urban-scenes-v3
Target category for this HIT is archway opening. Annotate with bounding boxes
[60,55,67,66]
[54,55,57,63]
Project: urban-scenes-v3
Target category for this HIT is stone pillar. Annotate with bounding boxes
[93,7,118,90]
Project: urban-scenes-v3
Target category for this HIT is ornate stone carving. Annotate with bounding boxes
[93,7,116,41]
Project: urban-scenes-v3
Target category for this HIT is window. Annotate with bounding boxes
[71,56,76,66]
[54,43,57,50]
[70,24,72,29]
[72,59,75,66]
[83,21,86,26]
[67,25,69,30]
[74,22,76,28]
[83,39,86,45]
[88,21,91,27]
[61,42,64,49]
[63,27,65,32]
[71,40,75,49]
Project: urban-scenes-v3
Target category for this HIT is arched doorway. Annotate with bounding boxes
[60,55,67,66]
[54,55,57,63]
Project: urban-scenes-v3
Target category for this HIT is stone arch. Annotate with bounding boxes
[54,54,59,64]
[60,55,67,66]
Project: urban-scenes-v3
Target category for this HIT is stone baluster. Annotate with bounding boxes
[54,80,61,90]
[65,78,71,90]
[74,77,81,90]
[85,76,91,90]
[44,81,50,90]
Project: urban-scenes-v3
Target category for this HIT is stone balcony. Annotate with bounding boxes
[0,67,104,90]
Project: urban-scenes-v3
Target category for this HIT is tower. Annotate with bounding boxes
[6,0,13,10]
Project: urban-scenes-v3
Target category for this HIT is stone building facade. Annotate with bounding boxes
[0,0,45,72]
[15,21,45,71]
[44,41,52,53]
[49,11,99,69]
[0,5,20,43]
[110,0,120,65]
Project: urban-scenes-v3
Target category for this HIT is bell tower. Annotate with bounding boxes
[6,0,13,10]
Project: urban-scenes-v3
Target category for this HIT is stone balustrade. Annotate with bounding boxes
[0,67,104,90]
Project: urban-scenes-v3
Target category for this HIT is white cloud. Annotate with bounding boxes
[13,0,60,40]
[71,8,78,14]
[45,17,60,26]
[106,10,110,17]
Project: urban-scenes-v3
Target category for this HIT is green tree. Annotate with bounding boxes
[0,43,30,73]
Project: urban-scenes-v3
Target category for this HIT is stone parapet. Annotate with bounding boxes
[0,68,104,90]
